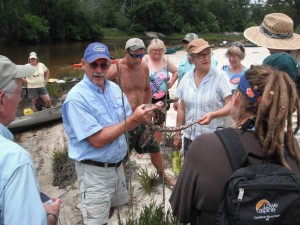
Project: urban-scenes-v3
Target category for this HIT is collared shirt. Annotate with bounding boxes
[175,66,232,140]
[178,55,218,83]
[0,124,46,225]
[62,75,132,163]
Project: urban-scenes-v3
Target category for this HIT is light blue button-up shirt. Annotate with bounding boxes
[62,75,132,163]
[0,124,46,225]
[176,66,232,140]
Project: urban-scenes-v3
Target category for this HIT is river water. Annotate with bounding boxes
[0,38,182,79]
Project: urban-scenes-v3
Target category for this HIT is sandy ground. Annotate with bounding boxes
[13,47,270,225]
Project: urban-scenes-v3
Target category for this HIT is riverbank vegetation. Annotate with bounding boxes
[0,0,299,45]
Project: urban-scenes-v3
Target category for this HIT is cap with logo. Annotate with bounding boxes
[84,43,111,63]
[125,38,145,51]
[0,55,35,90]
[182,33,198,43]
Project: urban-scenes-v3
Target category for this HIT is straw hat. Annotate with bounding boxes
[244,13,300,50]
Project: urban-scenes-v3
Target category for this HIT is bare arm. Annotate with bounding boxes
[44,68,50,85]
[143,65,152,104]
[106,64,119,84]
[167,61,178,89]
[198,95,232,125]
[44,198,61,225]
[87,104,156,148]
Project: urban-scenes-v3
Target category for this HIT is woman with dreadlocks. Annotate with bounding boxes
[169,65,300,225]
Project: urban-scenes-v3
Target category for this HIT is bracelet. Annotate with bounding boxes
[47,213,57,222]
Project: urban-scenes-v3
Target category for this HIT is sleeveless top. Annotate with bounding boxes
[145,55,170,99]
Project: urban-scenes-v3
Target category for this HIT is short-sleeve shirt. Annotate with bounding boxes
[62,75,132,163]
[222,65,247,89]
[0,124,46,225]
[26,62,48,88]
[175,66,232,140]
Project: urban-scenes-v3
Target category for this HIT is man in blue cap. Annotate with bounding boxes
[62,42,157,225]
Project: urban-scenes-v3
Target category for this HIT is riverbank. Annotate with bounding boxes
[13,46,270,225]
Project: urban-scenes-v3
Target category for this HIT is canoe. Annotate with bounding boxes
[8,103,63,132]
[165,47,177,54]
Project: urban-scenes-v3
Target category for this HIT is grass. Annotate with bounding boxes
[52,147,77,188]
[137,167,160,195]
[118,202,180,225]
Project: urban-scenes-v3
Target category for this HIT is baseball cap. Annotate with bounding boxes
[0,55,35,90]
[84,42,111,63]
[29,52,38,59]
[263,52,299,82]
[182,33,198,43]
[125,38,145,51]
[187,38,213,54]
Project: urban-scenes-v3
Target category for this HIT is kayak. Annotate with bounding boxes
[8,104,63,132]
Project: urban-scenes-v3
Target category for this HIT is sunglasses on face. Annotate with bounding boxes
[129,53,144,59]
[89,62,110,70]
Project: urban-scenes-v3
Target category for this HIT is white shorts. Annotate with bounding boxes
[75,161,128,225]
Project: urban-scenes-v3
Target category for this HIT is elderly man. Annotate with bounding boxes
[107,38,176,186]
[0,55,61,225]
[62,42,157,225]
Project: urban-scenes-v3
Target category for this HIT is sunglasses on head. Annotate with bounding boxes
[89,62,110,70]
[232,42,245,53]
[129,53,144,59]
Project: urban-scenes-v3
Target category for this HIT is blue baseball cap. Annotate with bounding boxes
[83,43,111,63]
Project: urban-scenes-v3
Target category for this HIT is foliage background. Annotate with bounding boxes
[0,0,299,44]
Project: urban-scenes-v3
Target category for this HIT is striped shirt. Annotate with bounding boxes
[175,66,232,140]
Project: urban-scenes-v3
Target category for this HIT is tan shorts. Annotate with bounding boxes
[75,161,128,225]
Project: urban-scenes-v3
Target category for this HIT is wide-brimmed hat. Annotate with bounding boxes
[244,13,300,50]
[187,38,213,54]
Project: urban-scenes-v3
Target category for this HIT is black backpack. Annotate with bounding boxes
[214,128,300,225]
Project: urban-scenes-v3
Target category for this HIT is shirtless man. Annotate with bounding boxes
[107,38,176,186]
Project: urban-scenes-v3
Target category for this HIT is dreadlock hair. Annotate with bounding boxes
[240,65,300,169]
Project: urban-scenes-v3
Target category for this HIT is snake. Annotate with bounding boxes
[138,101,198,148]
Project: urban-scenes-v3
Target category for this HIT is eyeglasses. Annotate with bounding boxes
[4,89,27,99]
[129,53,145,59]
[192,52,213,59]
[89,62,111,70]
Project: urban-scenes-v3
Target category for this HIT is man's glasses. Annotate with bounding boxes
[192,52,213,59]
[4,89,27,99]
[89,62,111,70]
[129,53,144,59]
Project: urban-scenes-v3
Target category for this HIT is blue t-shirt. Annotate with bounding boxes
[0,124,46,225]
[222,65,248,88]
[62,75,132,163]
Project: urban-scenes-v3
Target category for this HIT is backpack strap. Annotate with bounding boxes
[215,128,248,171]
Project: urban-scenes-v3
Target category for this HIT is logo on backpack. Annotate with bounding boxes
[255,199,278,214]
